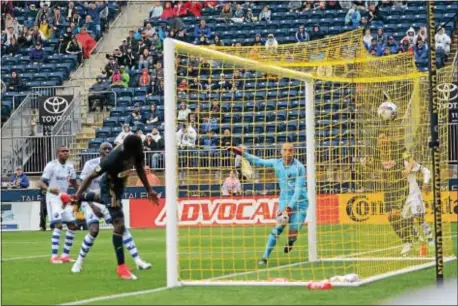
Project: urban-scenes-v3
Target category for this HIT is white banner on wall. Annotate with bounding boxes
[1,200,130,232]
[1,202,41,231]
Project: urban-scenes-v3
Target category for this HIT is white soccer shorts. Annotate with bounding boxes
[46,193,76,225]
[82,202,112,226]
[401,193,425,219]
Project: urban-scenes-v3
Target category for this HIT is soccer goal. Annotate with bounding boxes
[163,35,456,288]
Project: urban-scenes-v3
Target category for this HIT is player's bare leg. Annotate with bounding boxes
[284,229,298,254]
[113,216,137,280]
[72,223,100,273]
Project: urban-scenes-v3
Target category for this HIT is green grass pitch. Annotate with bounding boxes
[1,224,456,305]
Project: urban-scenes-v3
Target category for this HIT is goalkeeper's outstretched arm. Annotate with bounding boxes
[227,146,276,168]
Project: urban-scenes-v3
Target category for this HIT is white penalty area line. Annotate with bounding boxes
[2,255,49,261]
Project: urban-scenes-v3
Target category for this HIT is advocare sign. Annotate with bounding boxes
[38,95,74,125]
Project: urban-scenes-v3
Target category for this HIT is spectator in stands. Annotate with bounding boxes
[363,28,373,49]
[415,25,428,44]
[76,26,97,59]
[221,170,242,196]
[50,6,65,39]
[149,3,164,18]
[398,37,413,54]
[205,1,219,10]
[154,79,165,95]
[375,27,387,47]
[83,15,98,39]
[221,129,233,147]
[217,73,231,91]
[201,115,218,133]
[29,41,46,62]
[69,11,82,27]
[38,19,51,41]
[265,33,278,52]
[136,129,146,142]
[89,75,110,111]
[7,71,23,91]
[35,2,51,26]
[186,1,202,17]
[177,123,197,149]
[435,27,451,56]
[252,33,263,46]
[114,124,133,145]
[194,19,212,42]
[66,35,83,63]
[178,78,188,92]
[146,128,165,169]
[178,102,191,122]
[10,17,23,37]
[128,104,143,125]
[174,1,189,18]
[17,26,32,48]
[244,8,254,23]
[105,55,120,78]
[403,26,416,49]
[259,5,271,22]
[123,46,137,73]
[386,36,399,54]
[310,24,324,40]
[367,1,384,24]
[120,66,130,88]
[9,167,30,189]
[86,1,107,39]
[151,61,164,80]
[146,104,159,124]
[210,100,220,113]
[213,35,224,46]
[327,1,341,9]
[295,25,309,43]
[414,36,428,61]
[5,36,19,55]
[314,1,326,11]
[4,26,17,45]
[201,131,218,151]
[231,3,245,23]
[110,69,123,87]
[26,4,39,22]
[160,2,185,30]
[144,23,156,37]
[219,3,233,23]
[345,5,361,29]
[58,26,73,53]
[138,49,150,70]
[288,1,303,12]
[66,1,77,21]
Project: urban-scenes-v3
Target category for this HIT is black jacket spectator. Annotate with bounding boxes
[29,42,46,62]
[8,71,23,91]
[5,37,20,56]
[310,24,325,40]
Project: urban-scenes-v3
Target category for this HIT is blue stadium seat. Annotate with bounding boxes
[96,127,112,139]
[111,126,122,137]
[103,117,119,127]
[89,138,104,149]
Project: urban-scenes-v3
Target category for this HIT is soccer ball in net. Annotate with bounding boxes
[377,101,398,121]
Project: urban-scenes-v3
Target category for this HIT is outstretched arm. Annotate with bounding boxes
[243,152,277,168]
[135,158,160,205]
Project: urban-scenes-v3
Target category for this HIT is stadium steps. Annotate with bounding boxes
[445,23,458,66]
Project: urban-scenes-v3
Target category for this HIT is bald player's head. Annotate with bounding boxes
[281,143,294,164]
[99,142,113,159]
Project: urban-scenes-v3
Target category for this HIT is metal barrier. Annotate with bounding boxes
[1,86,81,175]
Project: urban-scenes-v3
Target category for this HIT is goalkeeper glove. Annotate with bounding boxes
[276,207,293,226]
[227,146,243,156]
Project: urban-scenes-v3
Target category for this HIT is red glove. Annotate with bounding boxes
[60,193,71,205]
[227,146,243,156]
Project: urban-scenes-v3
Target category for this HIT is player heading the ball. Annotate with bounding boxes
[228,143,307,265]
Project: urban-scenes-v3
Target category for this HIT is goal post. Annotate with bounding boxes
[163,37,456,288]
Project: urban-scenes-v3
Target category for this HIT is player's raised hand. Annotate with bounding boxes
[227,146,243,156]
[148,189,160,206]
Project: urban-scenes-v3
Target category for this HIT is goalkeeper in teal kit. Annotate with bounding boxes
[228,143,307,265]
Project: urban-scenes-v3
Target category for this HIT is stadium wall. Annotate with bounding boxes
[1,183,456,231]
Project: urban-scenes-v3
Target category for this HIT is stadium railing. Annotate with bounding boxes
[1,86,81,176]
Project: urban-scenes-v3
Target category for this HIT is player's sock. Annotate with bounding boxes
[123,229,139,261]
[62,230,76,256]
[51,228,61,257]
[411,225,421,242]
[420,221,433,242]
[262,226,284,259]
[113,233,125,265]
[77,233,96,262]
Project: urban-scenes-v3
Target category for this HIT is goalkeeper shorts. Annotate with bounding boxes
[289,211,307,232]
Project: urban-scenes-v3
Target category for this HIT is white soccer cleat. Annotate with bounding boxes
[400,242,412,256]
[135,258,152,270]
[71,260,83,273]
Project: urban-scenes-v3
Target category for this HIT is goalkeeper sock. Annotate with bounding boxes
[113,233,125,265]
[420,222,433,242]
[288,237,297,246]
[262,225,284,259]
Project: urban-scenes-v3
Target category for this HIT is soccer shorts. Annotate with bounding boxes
[288,211,307,232]
[46,193,75,225]
[82,201,112,226]
[401,193,425,219]
[99,175,124,208]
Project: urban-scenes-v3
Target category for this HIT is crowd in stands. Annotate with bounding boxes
[84,0,456,170]
[1,0,124,123]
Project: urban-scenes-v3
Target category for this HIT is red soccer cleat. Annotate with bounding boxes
[50,256,63,264]
[60,255,72,263]
[116,264,137,280]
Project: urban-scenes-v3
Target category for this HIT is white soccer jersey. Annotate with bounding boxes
[80,157,102,193]
[404,160,431,196]
[41,159,77,193]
